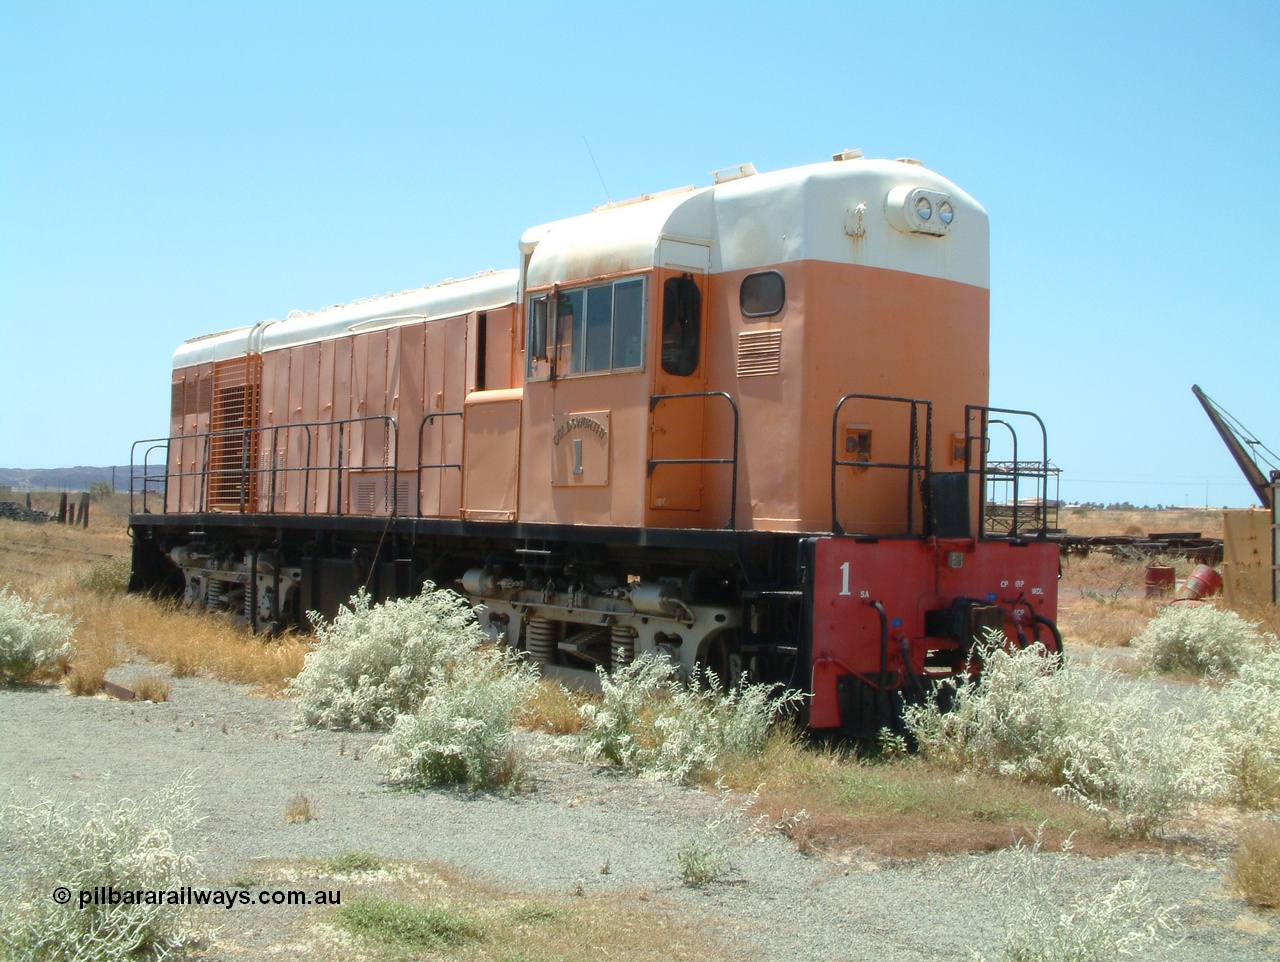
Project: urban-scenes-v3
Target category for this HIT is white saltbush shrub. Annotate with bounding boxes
[1055,695,1220,838]
[0,776,203,962]
[1206,648,1280,810]
[371,648,539,791]
[969,833,1180,962]
[1131,604,1266,677]
[577,654,804,784]
[905,634,1220,837]
[903,638,1076,783]
[0,585,74,684]
[289,585,486,730]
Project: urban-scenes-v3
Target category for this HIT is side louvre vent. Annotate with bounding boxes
[348,474,409,515]
[354,479,378,515]
[736,330,783,377]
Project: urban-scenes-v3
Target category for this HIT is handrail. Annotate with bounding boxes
[830,394,932,536]
[133,416,399,517]
[965,405,1051,540]
[128,438,170,515]
[648,391,740,530]
[416,411,463,516]
[265,424,313,514]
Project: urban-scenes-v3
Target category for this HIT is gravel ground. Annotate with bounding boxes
[1,664,1276,962]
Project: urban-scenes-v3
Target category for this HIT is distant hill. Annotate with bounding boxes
[0,466,136,492]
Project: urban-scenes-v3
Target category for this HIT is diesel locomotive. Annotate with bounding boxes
[128,150,1061,735]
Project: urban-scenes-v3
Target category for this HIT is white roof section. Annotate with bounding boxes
[523,156,988,290]
[174,155,988,369]
[173,269,518,369]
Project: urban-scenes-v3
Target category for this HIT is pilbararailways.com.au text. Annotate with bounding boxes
[53,886,341,910]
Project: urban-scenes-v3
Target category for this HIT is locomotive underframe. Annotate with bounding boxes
[129,512,812,689]
[129,509,1058,735]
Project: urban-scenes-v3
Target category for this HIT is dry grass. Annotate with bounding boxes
[1056,511,1278,649]
[1054,505,1266,650]
[238,854,735,962]
[1,501,307,695]
[1230,821,1280,909]
[63,654,109,696]
[132,673,172,703]
[1058,506,1225,539]
[285,794,316,824]
[1057,552,1168,649]
[518,679,592,734]
[714,730,1130,860]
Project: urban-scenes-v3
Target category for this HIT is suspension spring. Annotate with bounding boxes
[525,615,556,665]
[611,625,637,671]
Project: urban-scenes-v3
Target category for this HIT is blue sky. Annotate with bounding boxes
[1,0,1276,507]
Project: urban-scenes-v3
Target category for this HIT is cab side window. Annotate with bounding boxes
[661,274,701,376]
[740,270,785,318]
[528,276,645,377]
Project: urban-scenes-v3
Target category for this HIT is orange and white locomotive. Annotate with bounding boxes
[130,150,1061,734]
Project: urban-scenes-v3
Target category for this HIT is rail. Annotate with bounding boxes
[648,391,740,530]
[830,394,932,536]
[965,405,1053,539]
[133,416,400,517]
[415,411,463,516]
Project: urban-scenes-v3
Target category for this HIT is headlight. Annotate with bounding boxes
[885,186,954,236]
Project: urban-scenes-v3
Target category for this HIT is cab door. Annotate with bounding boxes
[648,239,710,519]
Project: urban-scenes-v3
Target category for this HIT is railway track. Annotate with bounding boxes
[1049,531,1222,564]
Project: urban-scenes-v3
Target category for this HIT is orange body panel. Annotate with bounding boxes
[518,371,650,528]
[166,361,214,513]
[694,260,987,536]
[163,258,984,537]
[461,389,522,520]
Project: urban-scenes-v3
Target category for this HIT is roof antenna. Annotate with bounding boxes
[584,137,612,205]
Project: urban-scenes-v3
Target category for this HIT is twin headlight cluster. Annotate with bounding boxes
[885,186,955,236]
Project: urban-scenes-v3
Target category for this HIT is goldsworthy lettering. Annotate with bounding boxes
[552,416,608,447]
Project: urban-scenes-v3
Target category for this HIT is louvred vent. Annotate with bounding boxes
[736,330,783,377]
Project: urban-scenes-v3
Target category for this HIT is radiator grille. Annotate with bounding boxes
[208,357,261,510]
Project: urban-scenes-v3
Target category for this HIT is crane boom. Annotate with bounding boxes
[1192,384,1273,509]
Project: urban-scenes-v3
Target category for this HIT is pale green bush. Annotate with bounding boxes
[1206,649,1280,809]
[0,776,204,962]
[0,586,74,683]
[371,648,539,791]
[903,637,1076,782]
[676,786,764,886]
[1131,605,1266,677]
[970,833,1179,962]
[577,654,803,784]
[906,634,1220,837]
[1055,698,1220,838]
[76,558,131,595]
[289,585,486,730]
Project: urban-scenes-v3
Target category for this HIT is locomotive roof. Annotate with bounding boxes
[522,156,987,291]
[173,155,986,369]
[173,268,519,368]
